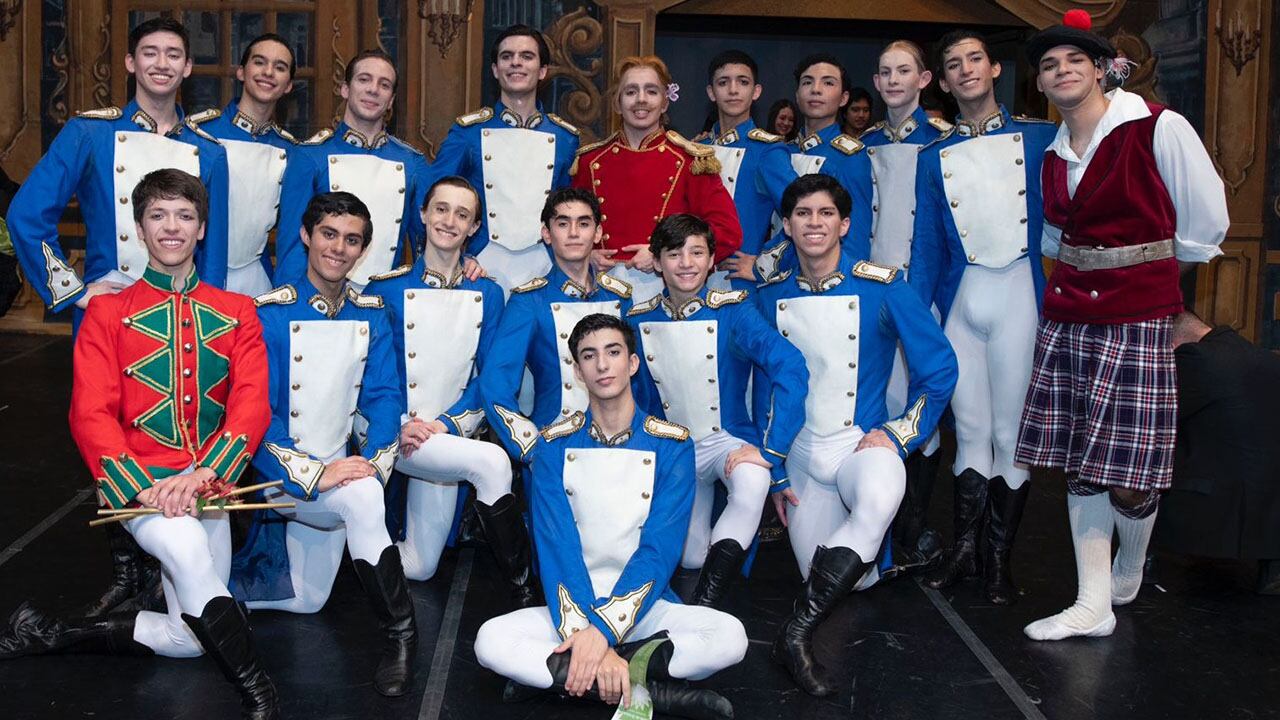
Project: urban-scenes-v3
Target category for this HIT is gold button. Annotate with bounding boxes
[116,165,125,173]
[485,183,494,190]
[560,332,568,339]
[950,200,958,208]
[484,155,492,161]
[407,292,416,299]
[968,254,977,261]
[120,264,129,272]
[329,157,337,164]
[547,137,554,144]
[290,410,299,418]
[292,324,300,333]
[1090,290,1099,299]
[706,326,714,334]
[779,302,787,310]
[398,187,405,194]
[848,362,856,369]
[483,130,490,136]
[591,162,600,170]
[409,410,418,418]
[564,382,572,390]
[646,354,654,361]
[192,148,199,156]
[291,383,300,390]
[1054,287,1062,294]
[1020,218,1028,224]
[408,351,416,358]
[640,492,650,500]
[117,134,126,143]
[406,322,415,330]
[279,152,287,160]
[1013,134,1022,142]
[119,234,128,242]
[846,391,855,397]
[848,334,856,340]
[183,395,192,404]
[567,453,576,462]
[960,230,968,238]
[183,343,193,352]
[183,368,192,377]
[563,357,572,365]
[781,330,789,337]
[940,150,949,158]
[662,402,670,410]
[396,163,404,171]
[1015,158,1024,165]
[123,368,133,377]
[944,171,952,179]
[712,426,720,432]
[546,164,554,170]
[844,419,853,426]
[331,184,340,191]
[119,197,128,204]
[706,354,713,360]
[293,354,302,362]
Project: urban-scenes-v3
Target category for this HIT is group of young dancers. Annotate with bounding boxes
[0,9,1228,720]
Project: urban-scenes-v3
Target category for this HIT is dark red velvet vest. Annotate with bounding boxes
[1041,103,1181,324]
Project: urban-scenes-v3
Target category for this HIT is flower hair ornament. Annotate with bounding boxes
[1103,56,1138,84]
[666,83,680,102]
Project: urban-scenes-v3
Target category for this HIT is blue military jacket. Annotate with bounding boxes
[363,257,505,436]
[859,106,950,275]
[754,253,958,491]
[432,102,580,256]
[193,101,295,283]
[480,264,633,459]
[275,122,432,287]
[529,409,695,645]
[8,100,231,313]
[909,107,1056,321]
[699,119,796,261]
[754,122,874,282]
[627,285,808,484]
[250,276,401,501]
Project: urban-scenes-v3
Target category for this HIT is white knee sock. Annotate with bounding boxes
[1024,492,1116,641]
[1111,509,1157,605]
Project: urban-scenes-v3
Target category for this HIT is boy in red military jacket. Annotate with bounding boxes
[1016,12,1228,642]
[0,169,278,720]
[572,55,742,301]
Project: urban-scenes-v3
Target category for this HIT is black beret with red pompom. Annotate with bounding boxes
[1026,10,1117,67]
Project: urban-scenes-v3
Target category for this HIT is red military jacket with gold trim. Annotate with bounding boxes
[70,265,271,509]
[570,129,742,263]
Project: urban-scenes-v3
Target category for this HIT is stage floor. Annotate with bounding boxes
[0,333,1276,720]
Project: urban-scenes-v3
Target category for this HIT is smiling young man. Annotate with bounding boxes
[754,53,874,283]
[8,17,231,322]
[236,192,417,697]
[362,176,537,607]
[698,50,798,288]
[0,169,276,720]
[627,213,807,607]
[275,50,432,289]
[480,188,634,460]
[475,313,745,720]
[432,25,581,292]
[908,29,1058,606]
[756,174,955,697]
[1016,12,1228,641]
[5,14,233,626]
[189,33,298,296]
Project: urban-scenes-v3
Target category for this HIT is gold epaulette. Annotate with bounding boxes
[367,265,412,282]
[186,108,221,125]
[547,113,580,136]
[540,411,585,441]
[830,134,865,156]
[75,106,122,120]
[920,127,956,151]
[1012,114,1054,124]
[757,269,792,287]
[665,130,721,175]
[346,286,384,308]
[850,260,898,284]
[747,128,783,144]
[301,128,334,145]
[456,107,494,127]
[643,416,690,441]
[570,134,616,176]
[254,285,298,307]
[597,272,632,299]
[928,117,953,133]
[510,276,548,294]
[706,288,748,308]
[859,122,884,139]
[627,295,661,316]
[273,126,299,144]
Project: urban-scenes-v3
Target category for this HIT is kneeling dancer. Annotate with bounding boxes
[475,314,746,720]
[756,174,956,696]
[0,170,277,719]
[242,192,417,694]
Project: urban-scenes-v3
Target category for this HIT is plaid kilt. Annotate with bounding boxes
[1014,317,1175,491]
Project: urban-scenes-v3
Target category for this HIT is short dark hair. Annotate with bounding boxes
[301,192,374,248]
[490,25,551,67]
[569,313,637,359]
[345,49,398,93]
[541,187,601,227]
[781,174,852,220]
[128,17,190,58]
[935,29,992,73]
[423,175,482,217]
[794,53,847,88]
[649,213,715,257]
[847,86,873,107]
[707,50,758,83]
[132,169,208,226]
[240,33,296,78]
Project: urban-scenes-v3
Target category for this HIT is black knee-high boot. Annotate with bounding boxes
[352,545,418,696]
[505,633,734,720]
[690,539,747,608]
[181,596,279,720]
[474,493,540,608]
[80,523,144,617]
[892,451,943,570]
[771,545,870,697]
[925,468,988,589]
[984,478,1028,605]
[0,601,153,658]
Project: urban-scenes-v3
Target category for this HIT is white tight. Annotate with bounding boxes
[681,432,771,569]
[395,433,513,580]
[784,428,906,581]
[125,512,231,658]
[945,259,1037,487]
[245,477,392,614]
[474,599,747,689]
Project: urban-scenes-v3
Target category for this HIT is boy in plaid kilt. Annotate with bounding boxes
[1016,11,1229,641]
